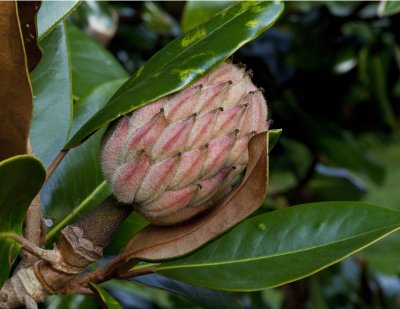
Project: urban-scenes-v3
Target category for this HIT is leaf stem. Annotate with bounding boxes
[66,251,135,289]
[46,148,69,183]
[65,255,155,293]
[20,193,45,268]
[20,140,46,268]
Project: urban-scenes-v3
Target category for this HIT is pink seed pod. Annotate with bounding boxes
[101,62,269,225]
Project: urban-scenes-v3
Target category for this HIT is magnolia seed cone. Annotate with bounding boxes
[101,62,268,225]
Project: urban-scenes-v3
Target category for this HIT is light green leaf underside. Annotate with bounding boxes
[37,1,81,40]
[30,21,72,167]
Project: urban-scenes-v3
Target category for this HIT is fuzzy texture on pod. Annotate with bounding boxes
[101,62,268,225]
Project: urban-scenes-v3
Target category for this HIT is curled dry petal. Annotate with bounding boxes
[100,62,268,225]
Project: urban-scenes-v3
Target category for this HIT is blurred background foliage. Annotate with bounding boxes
[47,1,400,308]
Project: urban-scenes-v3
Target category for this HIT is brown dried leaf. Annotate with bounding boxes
[17,1,42,72]
[121,132,268,261]
[0,2,35,161]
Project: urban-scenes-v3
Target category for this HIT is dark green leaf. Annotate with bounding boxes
[156,202,400,291]
[71,78,127,139]
[134,274,241,309]
[181,1,234,32]
[66,1,284,148]
[29,22,72,167]
[90,283,122,309]
[42,130,110,244]
[37,0,80,40]
[0,155,46,287]
[66,23,128,100]
[268,129,282,153]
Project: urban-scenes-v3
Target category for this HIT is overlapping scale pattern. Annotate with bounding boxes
[101,62,268,225]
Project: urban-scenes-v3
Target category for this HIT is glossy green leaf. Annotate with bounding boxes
[181,1,234,32]
[156,202,400,291]
[43,130,110,244]
[90,283,122,309]
[71,78,127,138]
[378,0,400,16]
[268,129,282,153]
[0,155,46,287]
[66,1,284,148]
[66,23,128,100]
[29,21,72,167]
[134,274,241,309]
[37,0,80,40]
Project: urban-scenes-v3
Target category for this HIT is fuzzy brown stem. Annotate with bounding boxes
[46,149,68,183]
[19,194,44,269]
[66,251,136,290]
[34,197,132,294]
[20,141,45,269]
[0,197,132,309]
